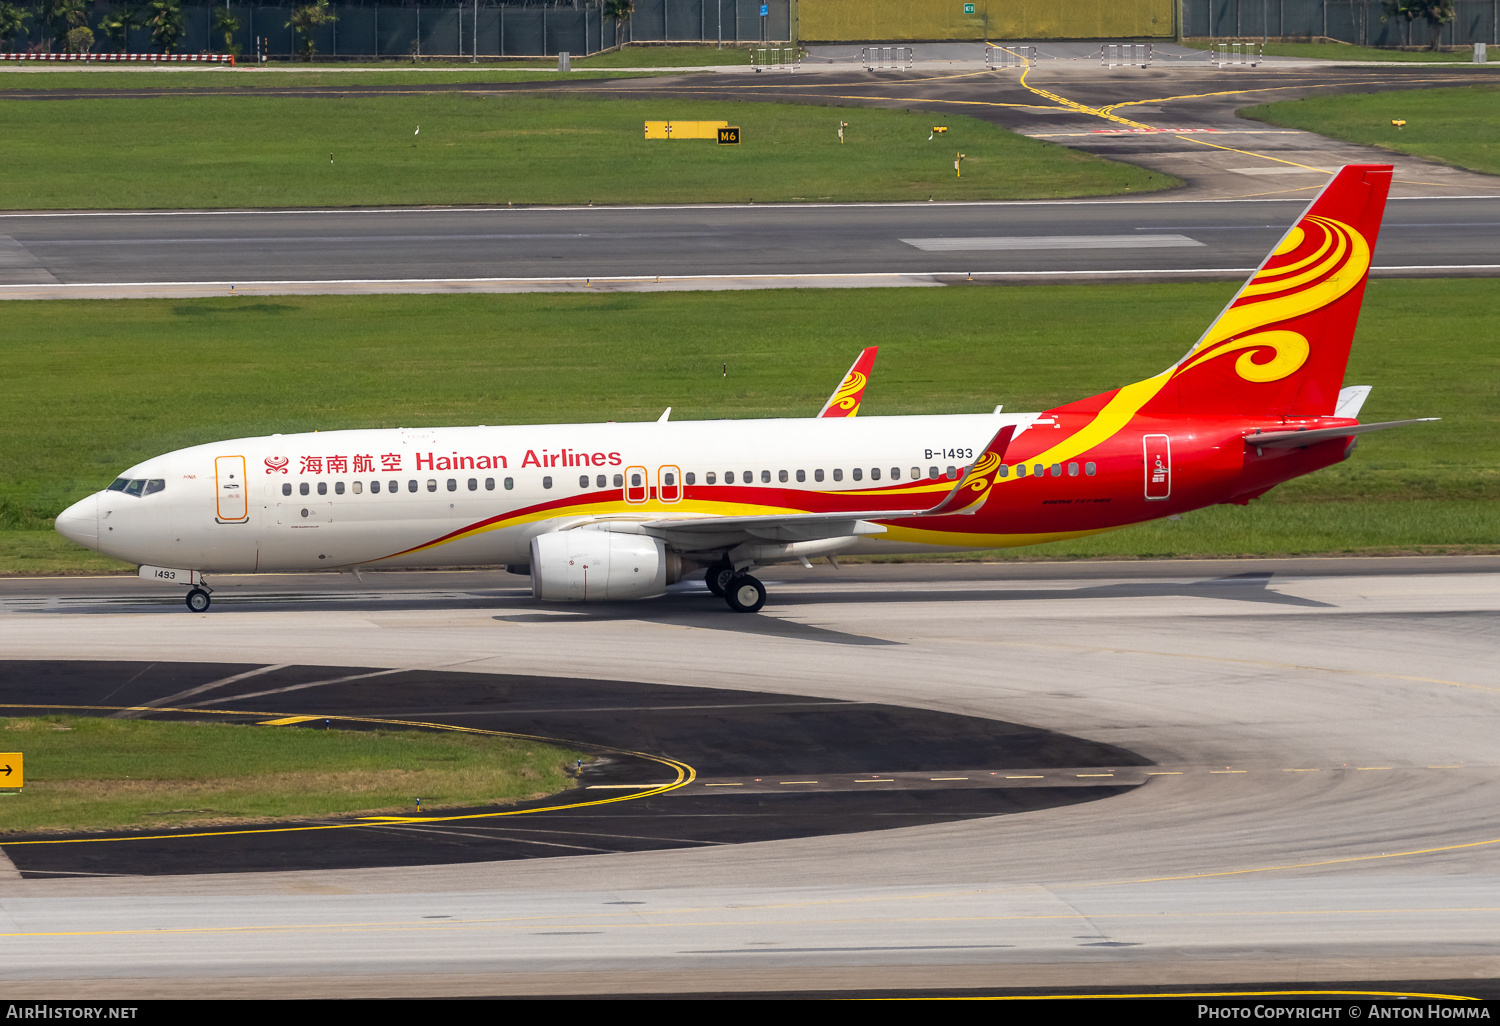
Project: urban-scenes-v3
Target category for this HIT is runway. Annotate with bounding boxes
[2,195,1498,299]
[1,557,1498,997]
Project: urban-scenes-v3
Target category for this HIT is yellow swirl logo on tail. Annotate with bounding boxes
[829,370,867,413]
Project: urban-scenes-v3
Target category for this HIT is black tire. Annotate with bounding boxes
[723,574,766,614]
[705,565,735,597]
[185,588,211,613]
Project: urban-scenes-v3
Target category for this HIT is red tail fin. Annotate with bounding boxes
[819,347,878,417]
[1168,164,1393,417]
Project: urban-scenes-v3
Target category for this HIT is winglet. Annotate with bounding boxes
[919,424,1016,517]
[819,347,879,417]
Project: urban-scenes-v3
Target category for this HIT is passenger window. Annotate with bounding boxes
[664,472,676,486]
[871,468,880,481]
[299,482,310,496]
[1017,464,1028,478]
[107,478,129,492]
[725,471,735,484]
[685,472,695,486]
[891,467,901,480]
[1085,462,1097,476]
[611,474,622,488]
[282,483,292,496]
[796,469,805,483]
[631,472,642,487]
[1051,464,1061,477]
[1068,462,1079,477]
[778,470,788,483]
[947,466,957,479]
[389,480,398,493]
[852,468,862,481]
[468,478,477,491]
[334,481,345,495]
[144,479,165,496]
[1033,464,1043,477]
[543,476,553,489]
[596,475,606,488]
[814,469,824,483]
[579,475,590,488]
[318,481,328,495]
[426,479,437,492]
[706,472,717,485]
[504,477,514,490]
[998,465,1009,479]
[371,480,381,494]
[486,478,495,490]
[761,470,771,484]
[353,481,362,494]
[743,470,752,483]
[447,479,457,492]
[833,469,843,482]
[911,467,920,480]
[408,479,418,493]
[928,467,939,480]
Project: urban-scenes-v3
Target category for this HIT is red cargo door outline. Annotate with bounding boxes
[1143,434,1171,500]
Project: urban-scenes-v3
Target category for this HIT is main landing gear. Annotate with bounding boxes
[706,564,767,613]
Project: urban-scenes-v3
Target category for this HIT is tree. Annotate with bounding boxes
[148,0,184,54]
[0,2,31,51]
[603,0,633,47]
[211,6,240,57]
[64,24,93,53]
[38,0,86,52]
[99,4,139,54]
[286,1,334,63]
[1381,0,1456,51]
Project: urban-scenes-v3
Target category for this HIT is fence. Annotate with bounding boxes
[1185,0,1499,47]
[1213,39,1261,64]
[1103,41,1152,66]
[861,45,912,70]
[984,43,1033,69]
[0,0,795,60]
[750,45,799,69]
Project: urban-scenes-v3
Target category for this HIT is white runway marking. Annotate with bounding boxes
[901,233,1204,251]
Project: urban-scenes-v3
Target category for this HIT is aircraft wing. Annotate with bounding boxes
[639,424,1016,541]
[818,347,878,417]
[1244,418,1438,450]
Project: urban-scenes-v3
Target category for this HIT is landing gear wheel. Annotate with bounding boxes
[705,564,735,597]
[723,574,766,614]
[185,588,211,613]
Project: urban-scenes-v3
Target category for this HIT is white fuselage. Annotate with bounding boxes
[58,414,1024,573]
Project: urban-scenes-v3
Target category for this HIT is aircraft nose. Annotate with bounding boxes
[55,494,99,549]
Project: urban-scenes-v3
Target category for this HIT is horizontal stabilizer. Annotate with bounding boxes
[1245,418,1437,450]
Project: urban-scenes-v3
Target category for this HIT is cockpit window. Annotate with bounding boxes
[107,478,129,492]
[143,479,165,496]
[122,479,145,497]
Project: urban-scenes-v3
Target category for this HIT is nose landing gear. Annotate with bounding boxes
[185,587,212,613]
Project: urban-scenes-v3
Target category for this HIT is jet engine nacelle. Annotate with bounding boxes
[530,529,680,602]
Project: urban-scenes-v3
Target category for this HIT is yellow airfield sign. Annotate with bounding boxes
[1,752,21,789]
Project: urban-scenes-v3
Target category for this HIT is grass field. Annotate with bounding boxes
[1244,83,1500,175]
[0,714,583,833]
[1183,40,1478,62]
[2,279,1494,571]
[0,92,1168,209]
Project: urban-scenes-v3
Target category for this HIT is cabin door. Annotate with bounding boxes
[215,455,249,523]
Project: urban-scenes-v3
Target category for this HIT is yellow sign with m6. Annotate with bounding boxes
[1,752,21,789]
[718,126,741,145]
[644,120,729,140]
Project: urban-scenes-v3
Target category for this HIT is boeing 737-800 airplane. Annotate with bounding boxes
[55,165,1432,613]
